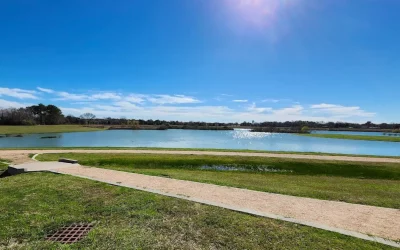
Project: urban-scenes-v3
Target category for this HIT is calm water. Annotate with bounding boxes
[1,129,400,156]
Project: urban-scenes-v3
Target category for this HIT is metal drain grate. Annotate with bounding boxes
[46,223,94,244]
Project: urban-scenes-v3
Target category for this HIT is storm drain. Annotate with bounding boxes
[46,223,94,244]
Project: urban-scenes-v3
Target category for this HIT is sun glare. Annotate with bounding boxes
[228,0,298,28]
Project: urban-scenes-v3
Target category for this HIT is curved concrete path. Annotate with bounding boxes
[7,161,400,248]
[1,149,400,164]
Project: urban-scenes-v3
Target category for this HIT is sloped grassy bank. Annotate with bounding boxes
[37,153,400,208]
[0,173,393,249]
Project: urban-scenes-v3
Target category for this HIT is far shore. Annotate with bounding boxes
[1,124,399,135]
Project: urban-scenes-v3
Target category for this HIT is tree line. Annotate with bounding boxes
[1,103,400,130]
[0,104,97,126]
[0,104,63,125]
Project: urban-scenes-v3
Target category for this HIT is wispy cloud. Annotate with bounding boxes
[59,102,375,123]
[114,101,140,110]
[310,103,375,118]
[247,103,272,113]
[0,98,32,108]
[91,92,121,100]
[0,88,38,99]
[273,105,304,115]
[55,91,122,101]
[71,101,93,105]
[61,105,234,121]
[261,98,280,103]
[38,88,200,105]
[56,92,91,101]
[261,98,294,103]
[0,86,378,123]
[311,103,338,109]
[37,87,54,94]
[125,94,146,104]
[147,94,200,104]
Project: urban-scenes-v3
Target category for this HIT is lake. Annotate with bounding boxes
[1,129,400,156]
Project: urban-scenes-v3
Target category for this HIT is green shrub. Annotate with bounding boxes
[301,126,310,134]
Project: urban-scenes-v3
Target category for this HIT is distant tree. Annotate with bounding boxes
[120,118,127,125]
[45,105,64,124]
[65,115,77,124]
[105,117,112,125]
[364,121,373,127]
[26,104,64,125]
[240,121,252,126]
[28,103,47,124]
[380,123,387,129]
[80,113,96,124]
[0,108,36,125]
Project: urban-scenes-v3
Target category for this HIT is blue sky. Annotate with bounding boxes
[1,0,399,122]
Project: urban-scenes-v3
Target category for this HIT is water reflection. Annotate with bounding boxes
[231,128,273,139]
[200,165,292,173]
[0,129,399,156]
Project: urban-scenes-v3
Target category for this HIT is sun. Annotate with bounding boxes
[227,0,298,28]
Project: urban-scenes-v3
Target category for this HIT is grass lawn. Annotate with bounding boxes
[0,158,9,172]
[300,133,400,142]
[0,125,105,135]
[0,162,8,173]
[0,173,393,249]
[37,153,400,208]
[2,146,399,159]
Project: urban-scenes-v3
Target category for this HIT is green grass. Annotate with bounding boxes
[0,158,9,172]
[37,153,400,208]
[0,162,8,172]
[300,133,400,142]
[2,146,400,158]
[0,173,393,249]
[0,125,105,135]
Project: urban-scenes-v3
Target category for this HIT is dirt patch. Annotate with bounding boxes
[0,151,34,164]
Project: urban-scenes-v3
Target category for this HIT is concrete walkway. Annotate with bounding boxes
[1,149,400,164]
[7,161,400,247]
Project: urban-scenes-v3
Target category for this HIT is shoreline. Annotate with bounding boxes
[300,133,400,143]
[1,147,400,158]
[1,148,400,161]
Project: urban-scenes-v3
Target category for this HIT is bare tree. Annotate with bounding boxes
[80,113,96,124]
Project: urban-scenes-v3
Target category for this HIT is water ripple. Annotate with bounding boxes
[231,128,274,139]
